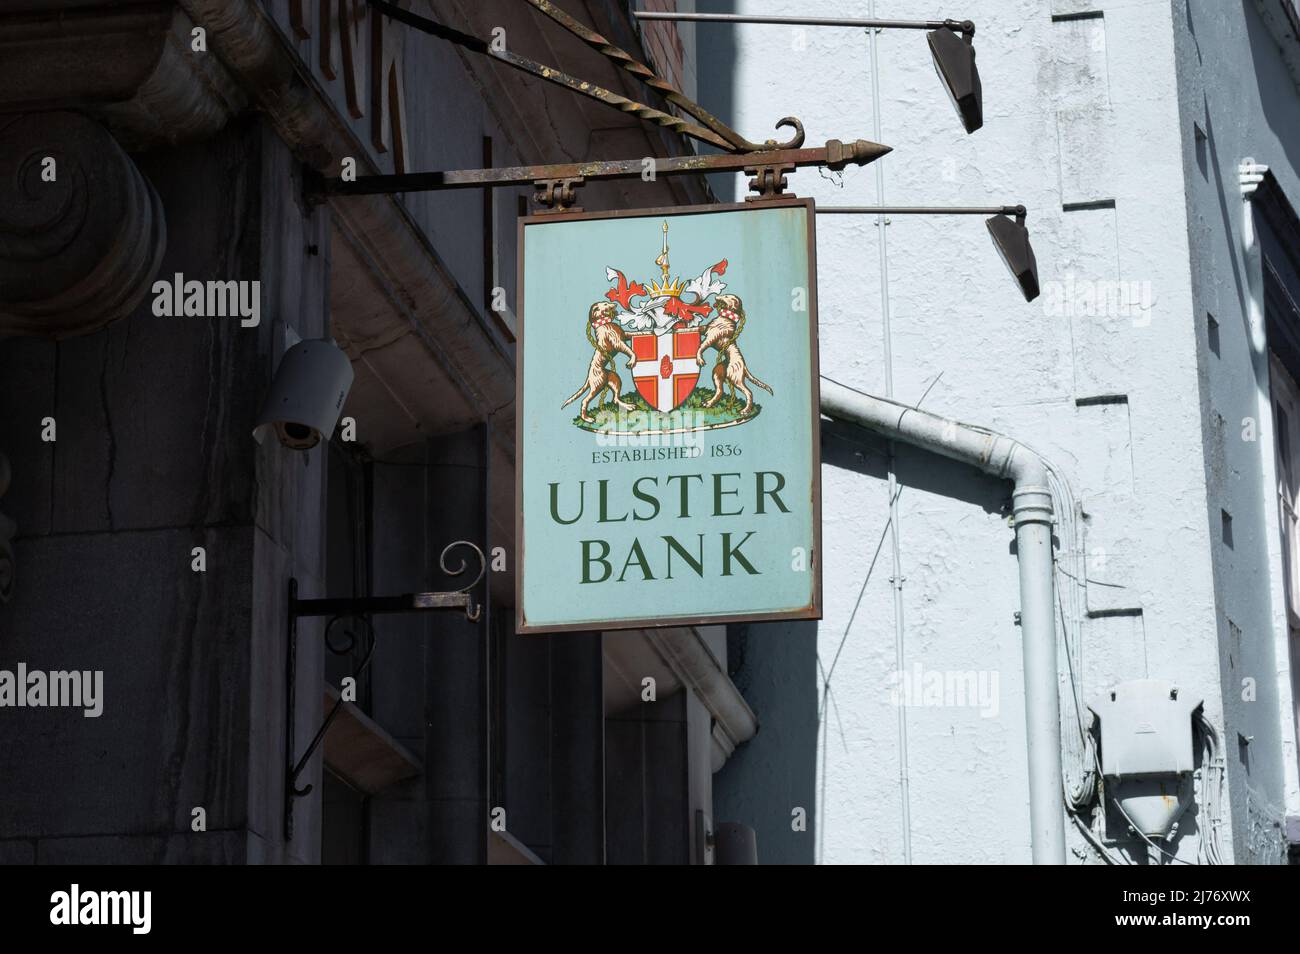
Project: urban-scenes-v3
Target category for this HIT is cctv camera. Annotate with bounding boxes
[254,338,354,450]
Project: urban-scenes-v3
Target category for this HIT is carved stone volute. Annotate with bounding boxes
[0,111,166,339]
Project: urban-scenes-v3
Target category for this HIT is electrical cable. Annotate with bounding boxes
[1195,709,1226,865]
[1068,804,1124,864]
[1055,568,1096,810]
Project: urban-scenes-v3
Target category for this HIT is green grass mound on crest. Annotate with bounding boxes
[574,388,760,432]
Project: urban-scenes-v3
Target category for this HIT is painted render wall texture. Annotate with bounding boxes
[704,0,1299,863]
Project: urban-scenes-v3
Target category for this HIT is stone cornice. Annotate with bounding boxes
[0,2,245,148]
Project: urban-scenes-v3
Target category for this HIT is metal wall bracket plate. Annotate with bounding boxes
[534,177,585,212]
[745,163,797,200]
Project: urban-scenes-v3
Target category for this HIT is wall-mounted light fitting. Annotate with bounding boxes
[819,205,1041,302]
[985,207,1039,302]
[634,11,983,135]
[927,23,982,133]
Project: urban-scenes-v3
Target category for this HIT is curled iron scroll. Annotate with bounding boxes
[765,117,805,150]
[290,614,377,798]
[439,540,486,621]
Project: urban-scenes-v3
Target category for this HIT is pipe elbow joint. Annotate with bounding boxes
[1007,444,1048,486]
[1007,445,1054,528]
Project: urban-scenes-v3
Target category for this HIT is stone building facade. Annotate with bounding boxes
[0,0,750,865]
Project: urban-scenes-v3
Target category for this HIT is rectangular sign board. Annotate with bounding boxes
[516,198,821,633]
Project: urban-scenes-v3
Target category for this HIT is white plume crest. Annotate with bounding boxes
[609,261,725,335]
[682,262,727,302]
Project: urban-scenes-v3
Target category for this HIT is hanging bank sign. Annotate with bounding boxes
[516,199,822,633]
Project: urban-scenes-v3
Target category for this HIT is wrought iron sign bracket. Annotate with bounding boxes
[282,541,486,841]
[306,1,890,210]
[367,0,807,156]
[303,138,890,208]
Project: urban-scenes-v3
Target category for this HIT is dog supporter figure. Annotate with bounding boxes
[694,293,773,416]
[561,301,639,424]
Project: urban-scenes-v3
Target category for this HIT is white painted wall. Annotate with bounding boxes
[1170,0,1300,863]
[705,0,1300,863]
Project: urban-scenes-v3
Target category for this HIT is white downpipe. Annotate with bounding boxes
[820,378,1067,864]
[1240,159,1268,356]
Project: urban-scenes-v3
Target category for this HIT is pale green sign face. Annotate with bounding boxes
[516,200,821,633]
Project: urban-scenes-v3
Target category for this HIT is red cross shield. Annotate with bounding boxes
[631,328,701,412]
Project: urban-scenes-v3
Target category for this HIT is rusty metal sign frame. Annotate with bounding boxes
[514,197,824,634]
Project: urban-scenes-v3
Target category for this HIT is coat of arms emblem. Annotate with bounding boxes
[562,221,773,434]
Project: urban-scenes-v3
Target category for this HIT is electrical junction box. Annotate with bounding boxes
[1089,679,1203,840]
[1089,679,1200,778]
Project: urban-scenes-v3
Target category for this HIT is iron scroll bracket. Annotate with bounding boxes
[295,2,890,207]
[366,0,801,155]
[283,540,486,841]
